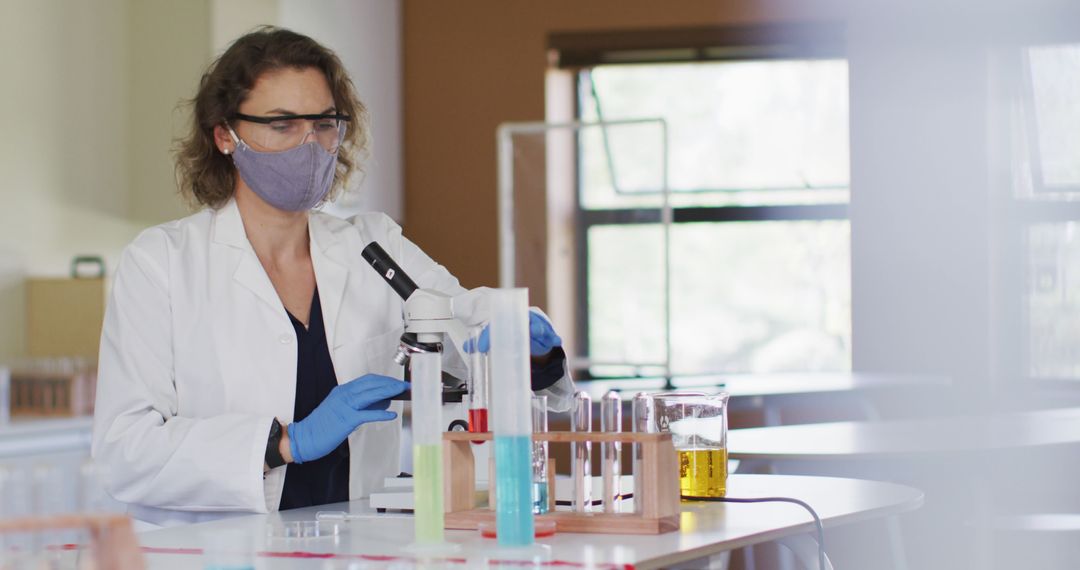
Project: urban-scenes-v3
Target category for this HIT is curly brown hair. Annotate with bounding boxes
[174,26,369,209]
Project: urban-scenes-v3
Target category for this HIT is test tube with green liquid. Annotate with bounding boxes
[410,351,444,544]
[490,289,534,546]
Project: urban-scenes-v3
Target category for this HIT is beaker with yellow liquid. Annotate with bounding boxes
[652,392,730,499]
[679,448,728,498]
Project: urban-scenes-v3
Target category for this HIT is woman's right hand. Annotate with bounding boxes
[287,374,408,464]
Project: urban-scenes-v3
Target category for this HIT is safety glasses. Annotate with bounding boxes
[230,113,351,153]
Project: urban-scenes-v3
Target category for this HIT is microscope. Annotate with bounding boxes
[360,242,491,510]
[361,241,475,407]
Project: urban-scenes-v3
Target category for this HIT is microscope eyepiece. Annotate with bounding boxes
[361,242,419,301]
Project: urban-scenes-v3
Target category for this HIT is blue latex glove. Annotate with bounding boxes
[463,310,562,357]
[287,374,408,464]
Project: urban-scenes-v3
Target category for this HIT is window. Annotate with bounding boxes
[557,26,852,378]
[1017,43,1080,379]
[1024,44,1080,193]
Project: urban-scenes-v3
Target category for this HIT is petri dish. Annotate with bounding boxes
[265,520,343,539]
[478,519,557,539]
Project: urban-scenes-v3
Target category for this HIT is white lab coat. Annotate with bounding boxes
[91,199,572,527]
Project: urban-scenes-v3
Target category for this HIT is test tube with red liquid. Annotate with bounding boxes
[468,326,490,436]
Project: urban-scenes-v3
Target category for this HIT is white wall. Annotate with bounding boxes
[842,0,1080,400]
[755,0,1080,397]
[846,6,998,395]
[211,0,278,54]
[757,2,1080,567]
[0,0,403,361]
[279,0,405,222]
[0,0,143,361]
[128,1,212,224]
[209,0,404,219]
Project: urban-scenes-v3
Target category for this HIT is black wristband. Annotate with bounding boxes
[265,418,287,469]
[530,346,567,392]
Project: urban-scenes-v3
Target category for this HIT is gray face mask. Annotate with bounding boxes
[227,126,338,212]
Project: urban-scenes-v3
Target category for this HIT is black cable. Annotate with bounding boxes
[683,495,826,570]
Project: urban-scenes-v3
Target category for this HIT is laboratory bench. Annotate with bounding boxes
[137,473,923,569]
[0,416,93,460]
[726,406,1080,570]
[727,405,1080,461]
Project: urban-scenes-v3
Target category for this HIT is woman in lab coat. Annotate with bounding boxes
[91,27,573,528]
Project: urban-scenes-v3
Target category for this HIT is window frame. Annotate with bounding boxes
[551,24,852,379]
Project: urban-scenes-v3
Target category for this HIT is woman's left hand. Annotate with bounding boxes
[464,310,562,357]
[527,310,561,357]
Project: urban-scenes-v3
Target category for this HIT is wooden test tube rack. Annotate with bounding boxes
[442,431,681,534]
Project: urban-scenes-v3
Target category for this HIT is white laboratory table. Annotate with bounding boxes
[726,407,1080,570]
[137,474,923,569]
[727,406,1080,461]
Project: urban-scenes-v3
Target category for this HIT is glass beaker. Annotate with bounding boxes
[651,392,730,499]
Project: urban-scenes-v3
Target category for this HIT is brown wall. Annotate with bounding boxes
[403,1,811,295]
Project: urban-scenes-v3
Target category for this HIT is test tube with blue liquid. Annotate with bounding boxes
[531,395,549,514]
[490,289,534,546]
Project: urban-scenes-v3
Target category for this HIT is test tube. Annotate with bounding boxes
[0,366,9,425]
[79,459,106,513]
[490,288,534,546]
[632,392,652,514]
[2,467,32,555]
[468,326,490,435]
[571,391,592,512]
[30,462,73,552]
[34,463,67,515]
[601,391,622,513]
[531,395,549,514]
[410,351,444,544]
[0,467,20,555]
